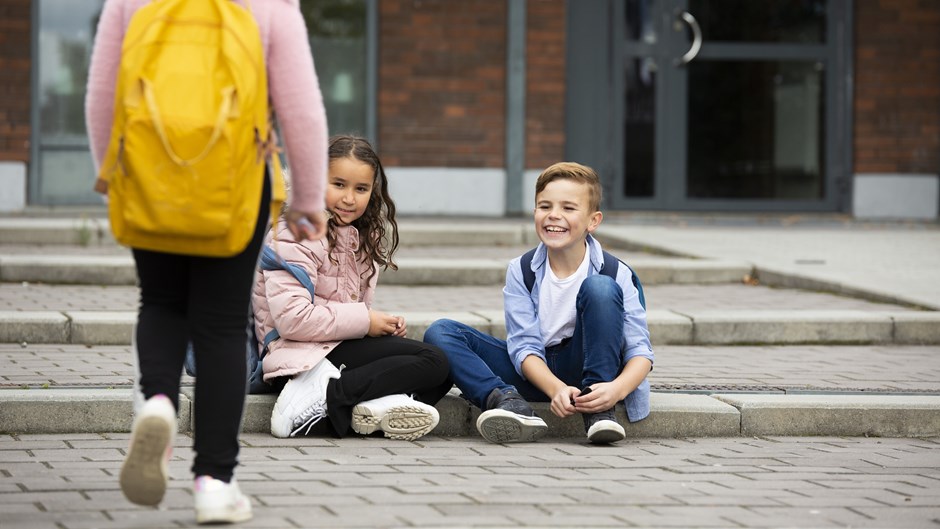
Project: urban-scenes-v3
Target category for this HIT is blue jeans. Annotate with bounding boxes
[423,275,625,409]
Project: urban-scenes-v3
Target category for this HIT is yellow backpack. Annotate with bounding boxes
[96,0,285,257]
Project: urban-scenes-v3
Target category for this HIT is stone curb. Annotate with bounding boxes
[3,309,938,346]
[712,394,940,437]
[0,254,751,287]
[3,388,939,438]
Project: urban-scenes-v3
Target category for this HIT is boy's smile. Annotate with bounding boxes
[534,179,602,255]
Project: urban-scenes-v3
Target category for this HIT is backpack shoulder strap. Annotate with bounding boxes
[258,245,316,346]
[520,247,538,293]
[601,251,646,310]
[259,245,315,298]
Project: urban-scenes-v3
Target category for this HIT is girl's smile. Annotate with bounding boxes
[326,156,374,226]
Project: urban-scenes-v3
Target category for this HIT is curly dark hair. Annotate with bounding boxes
[325,135,399,283]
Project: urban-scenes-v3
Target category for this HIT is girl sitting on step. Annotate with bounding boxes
[252,135,452,440]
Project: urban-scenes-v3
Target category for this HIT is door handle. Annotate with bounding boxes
[675,11,702,66]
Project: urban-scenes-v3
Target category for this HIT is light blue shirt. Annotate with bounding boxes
[502,234,655,422]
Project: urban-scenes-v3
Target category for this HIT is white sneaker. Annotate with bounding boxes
[351,394,440,441]
[270,359,341,438]
[194,476,252,524]
[120,394,176,506]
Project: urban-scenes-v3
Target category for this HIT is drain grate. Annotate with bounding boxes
[652,383,940,396]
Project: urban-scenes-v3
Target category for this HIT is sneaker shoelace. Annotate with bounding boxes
[290,403,327,436]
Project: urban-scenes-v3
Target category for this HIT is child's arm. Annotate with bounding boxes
[503,259,547,376]
[573,356,652,413]
[521,356,579,418]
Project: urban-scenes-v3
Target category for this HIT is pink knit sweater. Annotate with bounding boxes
[85,0,327,213]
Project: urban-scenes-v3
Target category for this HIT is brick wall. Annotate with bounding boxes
[854,0,940,174]
[525,0,565,170]
[0,0,32,163]
[378,0,506,168]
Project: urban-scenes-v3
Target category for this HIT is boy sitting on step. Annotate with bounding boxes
[424,162,654,444]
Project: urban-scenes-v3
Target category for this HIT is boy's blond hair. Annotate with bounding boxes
[535,162,602,212]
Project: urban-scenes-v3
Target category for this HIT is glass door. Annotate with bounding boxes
[610,0,847,211]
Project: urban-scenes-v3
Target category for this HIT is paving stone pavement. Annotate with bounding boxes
[0,433,938,529]
[3,343,940,394]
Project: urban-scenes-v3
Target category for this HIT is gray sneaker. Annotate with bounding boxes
[583,407,625,444]
[475,388,548,443]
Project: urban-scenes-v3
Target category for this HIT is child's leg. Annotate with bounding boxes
[550,275,625,388]
[423,319,541,409]
[324,336,450,435]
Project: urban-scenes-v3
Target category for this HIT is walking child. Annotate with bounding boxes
[254,135,452,440]
[86,0,329,523]
[424,162,654,444]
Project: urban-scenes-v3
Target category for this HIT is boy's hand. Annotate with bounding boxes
[573,382,622,414]
[367,310,400,337]
[550,386,579,418]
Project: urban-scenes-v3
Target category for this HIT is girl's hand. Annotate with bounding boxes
[573,382,623,414]
[285,209,327,241]
[550,386,579,418]
[391,315,407,338]
[367,310,399,337]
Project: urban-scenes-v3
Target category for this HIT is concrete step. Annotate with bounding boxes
[0,218,538,247]
[1,308,938,346]
[2,387,938,438]
[0,252,753,286]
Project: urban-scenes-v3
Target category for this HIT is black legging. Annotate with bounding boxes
[324,336,452,437]
[132,176,270,482]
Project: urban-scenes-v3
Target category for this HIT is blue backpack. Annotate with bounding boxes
[184,245,315,394]
[519,247,646,309]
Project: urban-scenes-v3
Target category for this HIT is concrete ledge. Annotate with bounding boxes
[0,389,191,434]
[1,309,934,346]
[712,394,940,437]
[68,311,137,345]
[0,218,114,246]
[0,310,70,343]
[397,222,526,246]
[892,312,940,344]
[379,258,507,286]
[647,310,694,345]
[631,259,752,285]
[691,310,895,344]
[0,255,136,285]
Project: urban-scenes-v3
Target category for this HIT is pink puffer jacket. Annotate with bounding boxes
[252,221,377,380]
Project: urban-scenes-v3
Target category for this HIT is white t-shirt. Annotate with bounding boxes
[538,247,591,347]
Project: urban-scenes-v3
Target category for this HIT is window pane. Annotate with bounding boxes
[624,58,656,198]
[38,0,103,143]
[302,0,368,137]
[686,60,825,200]
[688,0,827,44]
[37,0,104,204]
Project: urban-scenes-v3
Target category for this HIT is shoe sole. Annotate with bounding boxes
[587,421,626,444]
[351,404,439,441]
[476,409,548,443]
[196,506,253,525]
[119,415,173,506]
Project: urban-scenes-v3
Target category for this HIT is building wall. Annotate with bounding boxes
[0,0,32,164]
[377,0,507,168]
[852,0,939,219]
[525,0,566,170]
[854,0,939,174]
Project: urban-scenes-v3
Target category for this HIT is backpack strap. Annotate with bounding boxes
[521,247,646,309]
[520,248,538,293]
[258,245,316,347]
